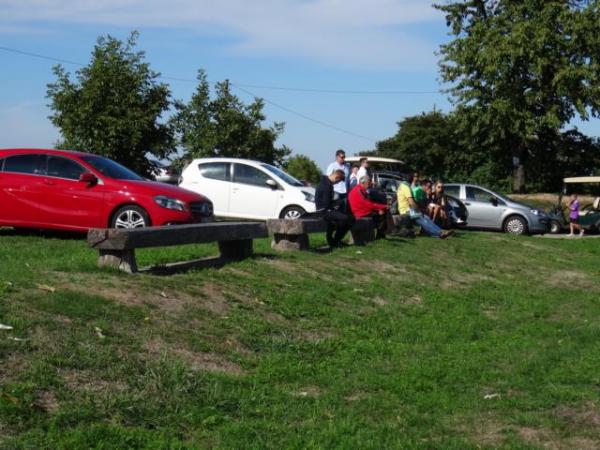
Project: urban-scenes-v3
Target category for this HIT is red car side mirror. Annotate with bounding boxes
[79,172,98,185]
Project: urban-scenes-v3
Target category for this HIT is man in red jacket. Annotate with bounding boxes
[348,175,389,239]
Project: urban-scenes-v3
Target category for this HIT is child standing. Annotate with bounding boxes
[568,193,584,237]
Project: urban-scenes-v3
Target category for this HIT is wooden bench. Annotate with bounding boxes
[266,217,376,251]
[87,222,268,274]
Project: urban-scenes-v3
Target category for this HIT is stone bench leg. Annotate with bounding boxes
[349,229,375,246]
[219,239,253,260]
[98,249,138,274]
[271,233,309,251]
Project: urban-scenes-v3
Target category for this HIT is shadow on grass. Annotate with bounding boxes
[143,252,282,275]
[0,227,86,240]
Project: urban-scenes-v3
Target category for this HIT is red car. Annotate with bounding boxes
[0,148,213,231]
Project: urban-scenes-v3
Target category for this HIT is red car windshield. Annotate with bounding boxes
[81,156,144,181]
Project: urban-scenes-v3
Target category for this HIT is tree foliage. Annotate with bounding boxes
[173,71,291,166]
[46,32,173,176]
[373,109,600,192]
[435,0,600,192]
[283,154,322,185]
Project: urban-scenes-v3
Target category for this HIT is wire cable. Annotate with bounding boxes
[0,44,390,142]
[232,84,376,143]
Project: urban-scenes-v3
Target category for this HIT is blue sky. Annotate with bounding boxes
[1,0,598,170]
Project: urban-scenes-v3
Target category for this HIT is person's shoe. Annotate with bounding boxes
[567,233,574,237]
[440,230,455,239]
[579,230,585,237]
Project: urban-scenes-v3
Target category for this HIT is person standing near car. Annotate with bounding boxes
[356,157,370,181]
[568,193,584,237]
[326,149,351,212]
[315,169,355,248]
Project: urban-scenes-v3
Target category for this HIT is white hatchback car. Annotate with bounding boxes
[179,158,316,220]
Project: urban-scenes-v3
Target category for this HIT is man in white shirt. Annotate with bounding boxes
[356,157,369,181]
[326,149,351,212]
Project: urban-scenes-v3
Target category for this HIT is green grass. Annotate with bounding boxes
[0,228,599,449]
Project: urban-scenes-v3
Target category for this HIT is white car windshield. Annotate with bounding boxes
[260,164,304,187]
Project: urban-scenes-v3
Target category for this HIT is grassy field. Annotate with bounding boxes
[0,228,599,449]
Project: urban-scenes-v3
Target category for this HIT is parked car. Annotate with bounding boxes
[444,183,549,235]
[548,176,600,233]
[0,148,213,231]
[148,158,180,184]
[179,158,316,220]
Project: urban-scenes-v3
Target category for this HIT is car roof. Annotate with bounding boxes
[0,148,94,158]
[188,157,271,166]
[563,176,600,183]
[346,156,404,164]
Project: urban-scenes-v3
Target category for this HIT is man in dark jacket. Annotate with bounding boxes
[315,169,355,247]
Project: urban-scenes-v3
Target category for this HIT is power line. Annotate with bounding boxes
[232,84,377,143]
[0,45,84,66]
[0,44,383,142]
[231,83,441,95]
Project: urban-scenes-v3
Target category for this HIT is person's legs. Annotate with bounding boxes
[324,210,354,245]
[415,214,445,238]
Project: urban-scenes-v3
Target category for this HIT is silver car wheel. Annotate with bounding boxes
[114,209,148,228]
[505,217,525,235]
[284,209,303,220]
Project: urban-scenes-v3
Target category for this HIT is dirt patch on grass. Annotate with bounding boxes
[440,271,495,290]
[555,402,600,428]
[0,354,27,384]
[143,338,244,375]
[545,270,598,291]
[297,329,336,342]
[34,390,59,412]
[50,272,231,316]
[61,369,127,394]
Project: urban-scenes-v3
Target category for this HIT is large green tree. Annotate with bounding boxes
[46,32,173,176]
[173,70,290,166]
[283,154,322,185]
[435,0,600,192]
[374,110,509,188]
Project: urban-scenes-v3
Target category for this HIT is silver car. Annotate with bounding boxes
[444,183,549,235]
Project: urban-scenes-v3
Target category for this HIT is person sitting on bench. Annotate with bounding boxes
[315,169,355,247]
[348,175,389,239]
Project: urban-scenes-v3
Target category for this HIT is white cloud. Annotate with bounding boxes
[0,0,442,69]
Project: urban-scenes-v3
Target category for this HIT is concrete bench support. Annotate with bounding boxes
[266,217,375,251]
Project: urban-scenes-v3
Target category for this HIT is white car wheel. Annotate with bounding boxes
[281,206,305,220]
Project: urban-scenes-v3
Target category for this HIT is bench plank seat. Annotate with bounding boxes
[88,222,267,273]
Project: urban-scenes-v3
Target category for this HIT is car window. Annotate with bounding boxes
[80,156,144,180]
[466,186,496,202]
[46,156,86,180]
[199,162,229,181]
[3,154,45,175]
[379,179,398,193]
[260,164,304,187]
[444,185,460,198]
[233,164,273,187]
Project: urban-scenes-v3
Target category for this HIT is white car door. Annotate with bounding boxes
[229,163,280,219]
[193,162,232,217]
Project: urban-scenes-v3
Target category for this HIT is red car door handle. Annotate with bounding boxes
[43,179,55,185]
